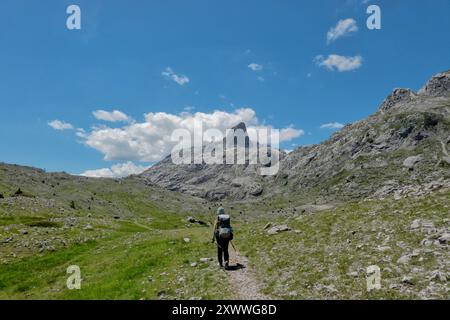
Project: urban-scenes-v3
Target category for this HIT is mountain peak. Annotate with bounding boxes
[379,88,416,113]
[418,69,450,96]
[231,122,247,132]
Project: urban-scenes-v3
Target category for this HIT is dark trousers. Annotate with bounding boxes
[216,238,230,265]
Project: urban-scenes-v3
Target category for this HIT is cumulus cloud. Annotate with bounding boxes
[93,110,130,122]
[320,122,345,129]
[327,18,358,43]
[48,120,74,131]
[79,108,304,162]
[248,63,263,71]
[81,161,150,178]
[161,67,190,86]
[315,54,362,72]
[280,127,305,140]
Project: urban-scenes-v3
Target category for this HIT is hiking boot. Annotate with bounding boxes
[218,262,223,268]
[224,262,229,269]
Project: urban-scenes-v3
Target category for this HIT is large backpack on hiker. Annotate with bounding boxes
[217,214,233,240]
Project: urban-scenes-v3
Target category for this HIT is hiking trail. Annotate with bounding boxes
[227,251,272,300]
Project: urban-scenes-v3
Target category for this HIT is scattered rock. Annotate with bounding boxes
[200,258,211,263]
[183,238,191,243]
[403,155,423,169]
[288,291,298,297]
[389,283,399,290]
[438,233,449,244]
[397,255,411,265]
[410,219,421,229]
[401,276,414,285]
[190,262,198,267]
[186,216,207,225]
[420,238,433,246]
[84,224,94,231]
[322,284,338,293]
[187,216,196,223]
[428,270,446,282]
[267,224,291,235]
[377,246,392,252]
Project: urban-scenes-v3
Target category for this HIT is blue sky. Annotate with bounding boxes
[0,0,449,176]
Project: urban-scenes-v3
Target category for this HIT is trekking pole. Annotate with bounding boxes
[230,240,237,252]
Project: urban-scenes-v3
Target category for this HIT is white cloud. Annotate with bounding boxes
[161,67,190,86]
[79,108,304,162]
[327,18,358,43]
[81,161,150,178]
[248,63,263,71]
[315,54,362,72]
[93,110,130,122]
[320,122,345,129]
[280,127,304,140]
[48,120,74,131]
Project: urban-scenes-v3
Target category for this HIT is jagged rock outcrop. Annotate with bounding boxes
[418,70,450,96]
[379,88,416,113]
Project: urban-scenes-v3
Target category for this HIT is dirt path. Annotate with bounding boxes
[227,250,272,300]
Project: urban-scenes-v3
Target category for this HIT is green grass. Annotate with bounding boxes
[237,191,450,299]
[0,225,230,300]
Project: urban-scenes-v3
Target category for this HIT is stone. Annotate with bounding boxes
[377,246,391,252]
[428,270,446,282]
[267,224,291,235]
[397,255,411,265]
[403,155,423,169]
[438,233,450,244]
[410,219,420,229]
[183,238,191,243]
[401,276,414,285]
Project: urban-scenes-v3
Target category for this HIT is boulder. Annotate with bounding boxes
[267,224,291,235]
[438,233,450,244]
[403,155,423,168]
[397,255,411,265]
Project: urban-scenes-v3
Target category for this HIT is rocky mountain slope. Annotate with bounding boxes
[141,70,450,202]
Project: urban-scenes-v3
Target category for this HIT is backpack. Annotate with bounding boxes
[217,214,233,239]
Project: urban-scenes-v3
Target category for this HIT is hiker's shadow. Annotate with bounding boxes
[225,263,246,271]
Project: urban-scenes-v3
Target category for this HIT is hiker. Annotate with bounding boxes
[211,206,233,269]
